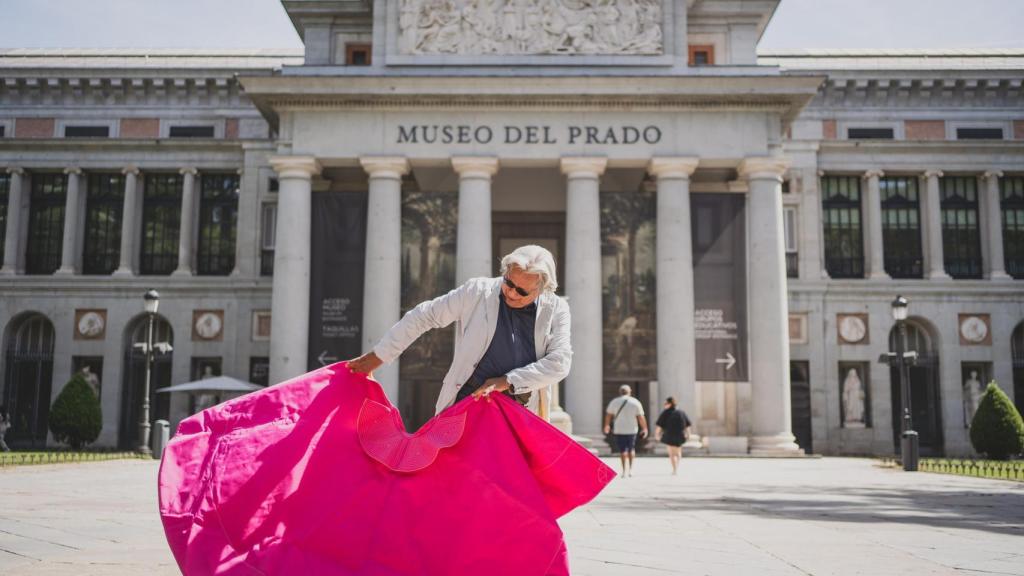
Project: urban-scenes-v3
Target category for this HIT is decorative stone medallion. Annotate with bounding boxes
[74,309,107,340]
[837,313,869,345]
[252,310,272,341]
[958,314,991,346]
[788,313,808,345]
[192,310,224,341]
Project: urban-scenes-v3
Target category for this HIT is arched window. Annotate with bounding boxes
[3,313,56,447]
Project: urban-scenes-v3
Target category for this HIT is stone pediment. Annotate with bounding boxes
[397,0,664,56]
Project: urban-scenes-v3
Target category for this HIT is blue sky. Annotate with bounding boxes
[0,0,1021,51]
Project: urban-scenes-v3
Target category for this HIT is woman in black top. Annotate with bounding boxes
[655,397,691,476]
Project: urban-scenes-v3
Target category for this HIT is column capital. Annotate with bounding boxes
[270,156,322,180]
[560,157,607,178]
[179,167,198,177]
[122,165,140,176]
[862,169,885,180]
[63,167,82,176]
[451,156,499,179]
[360,156,409,179]
[984,170,1004,180]
[738,157,790,181]
[922,169,944,179]
[647,157,699,179]
[6,166,24,175]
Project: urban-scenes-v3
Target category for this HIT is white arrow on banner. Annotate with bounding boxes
[715,352,736,371]
[318,350,339,366]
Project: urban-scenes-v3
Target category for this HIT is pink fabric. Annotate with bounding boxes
[158,362,615,575]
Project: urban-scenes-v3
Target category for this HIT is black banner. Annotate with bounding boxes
[692,194,748,382]
[308,192,368,370]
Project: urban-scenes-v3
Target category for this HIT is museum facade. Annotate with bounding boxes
[0,0,1021,456]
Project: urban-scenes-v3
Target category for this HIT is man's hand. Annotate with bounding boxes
[640,428,649,439]
[347,352,383,375]
[471,376,511,401]
[603,425,611,435]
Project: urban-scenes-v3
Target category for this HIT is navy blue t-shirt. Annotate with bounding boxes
[456,294,537,402]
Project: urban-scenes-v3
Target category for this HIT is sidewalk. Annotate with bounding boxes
[0,457,1020,575]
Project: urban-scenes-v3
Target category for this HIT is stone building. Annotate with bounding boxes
[0,0,1021,457]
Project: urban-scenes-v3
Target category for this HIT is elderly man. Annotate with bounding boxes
[348,245,571,418]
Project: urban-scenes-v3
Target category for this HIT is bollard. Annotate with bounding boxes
[152,420,170,459]
[901,430,919,471]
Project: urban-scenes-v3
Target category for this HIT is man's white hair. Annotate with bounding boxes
[500,245,558,293]
[619,384,632,395]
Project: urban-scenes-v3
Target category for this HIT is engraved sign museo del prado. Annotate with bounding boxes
[398,0,663,55]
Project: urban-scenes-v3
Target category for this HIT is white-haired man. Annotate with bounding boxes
[348,245,571,418]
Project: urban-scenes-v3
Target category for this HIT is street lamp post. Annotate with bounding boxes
[890,295,919,472]
[138,289,160,456]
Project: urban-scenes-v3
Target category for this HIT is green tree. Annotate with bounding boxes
[969,382,1024,460]
[48,373,103,450]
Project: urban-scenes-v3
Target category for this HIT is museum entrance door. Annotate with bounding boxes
[889,320,944,456]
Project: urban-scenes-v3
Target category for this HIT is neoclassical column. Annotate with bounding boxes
[649,157,700,434]
[923,169,950,279]
[739,157,801,455]
[361,156,409,402]
[268,156,321,386]
[55,167,82,275]
[560,157,606,437]
[1,167,25,275]
[113,166,140,277]
[983,171,1011,280]
[173,167,197,276]
[863,169,890,279]
[451,156,498,284]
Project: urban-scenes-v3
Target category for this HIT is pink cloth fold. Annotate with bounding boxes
[158,362,615,575]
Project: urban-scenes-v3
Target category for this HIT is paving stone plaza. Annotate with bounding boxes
[0,457,1021,575]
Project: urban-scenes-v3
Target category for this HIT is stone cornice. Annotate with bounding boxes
[810,75,1024,110]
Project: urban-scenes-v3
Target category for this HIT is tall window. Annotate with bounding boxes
[1003,176,1024,279]
[25,173,66,275]
[0,172,9,259]
[196,173,239,276]
[82,173,124,275]
[821,175,864,278]
[140,173,182,275]
[260,202,277,276]
[940,176,982,279]
[784,206,798,278]
[880,176,923,279]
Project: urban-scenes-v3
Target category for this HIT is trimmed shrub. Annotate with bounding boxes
[49,373,102,450]
[969,382,1024,460]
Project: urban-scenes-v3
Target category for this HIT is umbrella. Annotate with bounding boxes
[156,376,263,394]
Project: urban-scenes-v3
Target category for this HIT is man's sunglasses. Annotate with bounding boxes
[503,276,533,297]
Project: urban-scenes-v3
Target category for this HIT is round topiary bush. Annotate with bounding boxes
[49,373,102,449]
[969,382,1024,460]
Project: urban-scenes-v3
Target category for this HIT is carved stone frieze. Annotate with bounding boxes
[398,0,663,56]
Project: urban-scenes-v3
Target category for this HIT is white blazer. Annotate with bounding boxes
[373,277,573,416]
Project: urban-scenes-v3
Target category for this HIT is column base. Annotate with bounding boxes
[171,268,193,277]
[0,266,19,276]
[868,271,891,280]
[549,407,573,436]
[749,433,803,456]
[988,271,1013,281]
[54,267,76,276]
[112,267,136,278]
[927,271,951,280]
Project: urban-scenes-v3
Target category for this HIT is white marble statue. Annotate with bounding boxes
[963,371,983,427]
[842,368,866,427]
[399,0,663,56]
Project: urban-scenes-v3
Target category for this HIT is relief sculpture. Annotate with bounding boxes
[399,0,663,55]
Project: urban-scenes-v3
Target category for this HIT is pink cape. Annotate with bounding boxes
[158,363,615,575]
